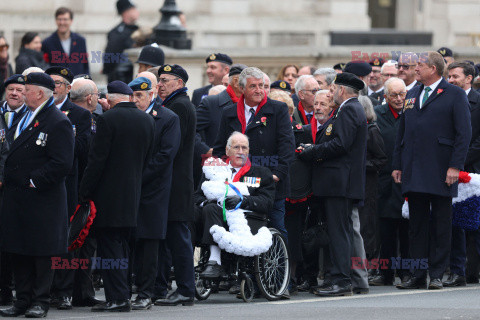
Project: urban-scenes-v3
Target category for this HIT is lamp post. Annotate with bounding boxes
[150,0,192,49]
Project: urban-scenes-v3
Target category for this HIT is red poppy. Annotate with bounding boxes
[296,124,302,130]
[261,117,267,126]
[34,121,39,128]
[437,89,444,94]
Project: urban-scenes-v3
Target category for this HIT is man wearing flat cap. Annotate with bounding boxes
[0,72,75,318]
[79,80,155,312]
[1,74,28,143]
[298,72,367,297]
[127,77,180,310]
[192,53,232,107]
[154,64,196,306]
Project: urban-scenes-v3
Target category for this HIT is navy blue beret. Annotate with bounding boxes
[206,53,232,66]
[128,77,152,91]
[24,72,55,91]
[228,64,247,77]
[4,74,25,88]
[270,80,291,92]
[437,47,453,57]
[369,58,385,67]
[334,72,365,91]
[333,63,346,71]
[344,62,372,77]
[45,66,74,84]
[107,80,133,95]
[158,64,189,83]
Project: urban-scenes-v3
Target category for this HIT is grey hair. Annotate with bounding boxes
[227,131,249,148]
[22,67,44,76]
[263,72,271,85]
[313,68,337,85]
[381,60,398,73]
[294,75,315,95]
[358,95,376,122]
[70,82,95,102]
[314,89,330,99]
[107,93,130,102]
[383,77,406,96]
[238,67,264,88]
[39,86,54,99]
[208,85,226,95]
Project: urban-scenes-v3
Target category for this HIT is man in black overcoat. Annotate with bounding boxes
[127,77,180,310]
[153,65,197,306]
[79,81,155,312]
[0,73,74,318]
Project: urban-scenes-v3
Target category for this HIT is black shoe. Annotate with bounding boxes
[24,305,47,318]
[151,294,167,303]
[49,297,59,308]
[56,297,72,310]
[154,291,194,306]
[91,300,131,312]
[0,306,26,317]
[297,280,312,292]
[369,274,393,286]
[313,284,353,297]
[199,261,225,279]
[428,278,443,290]
[131,297,152,310]
[396,276,427,289]
[0,294,13,307]
[443,273,466,287]
[466,276,479,284]
[353,287,369,294]
[229,284,240,294]
[72,296,105,307]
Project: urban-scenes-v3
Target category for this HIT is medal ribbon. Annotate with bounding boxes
[222,181,244,222]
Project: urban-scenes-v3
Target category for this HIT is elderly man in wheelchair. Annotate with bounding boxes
[193,132,290,301]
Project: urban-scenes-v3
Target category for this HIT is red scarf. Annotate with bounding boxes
[226,85,240,103]
[297,101,313,125]
[226,158,252,182]
[236,93,268,134]
[389,104,400,119]
[311,120,318,144]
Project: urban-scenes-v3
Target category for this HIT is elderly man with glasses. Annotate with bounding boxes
[293,75,321,125]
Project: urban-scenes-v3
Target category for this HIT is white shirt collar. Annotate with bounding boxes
[3,101,25,113]
[465,88,472,96]
[55,96,68,110]
[424,77,442,94]
[405,80,417,91]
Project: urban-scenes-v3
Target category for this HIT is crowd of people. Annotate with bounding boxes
[0,0,479,318]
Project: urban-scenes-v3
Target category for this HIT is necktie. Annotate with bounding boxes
[421,87,431,107]
[306,114,313,124]
[247,108,255,125]
[4,111,14,129]
[231,168,237,180]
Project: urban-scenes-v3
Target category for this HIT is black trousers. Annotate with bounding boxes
[322,197,353,286]
[12,254,54,310]
[96,227,131,302]
[200,203,227,245]
[466,230,480,280]
[379,217,409,281]
[158,221,195,297]
[135,239,159,299]
[407,192,452,279]
[0,252,13,298]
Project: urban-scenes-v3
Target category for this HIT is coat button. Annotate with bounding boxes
[261,149,265,153]
[259,130,263,134]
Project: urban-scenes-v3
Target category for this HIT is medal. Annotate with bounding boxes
[42,134,48,147]
[326,124,333,136]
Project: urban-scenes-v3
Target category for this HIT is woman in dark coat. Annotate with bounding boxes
[15,32,49,74]
[357,96,387,263]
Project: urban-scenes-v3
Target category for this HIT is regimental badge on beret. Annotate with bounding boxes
[210,54,216,61]
[280,81,287,89]
[326,124,333,136]
[140,82,148,90]
[439,49,446,56]
[24,75,28,82]
[18,77,24,83]
[61,69,68,76]
[164,65,172,72]
[373,59,380,66]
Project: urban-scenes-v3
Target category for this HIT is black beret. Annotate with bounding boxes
[116,0,135,15]
[437,47,453,57]
[136,45,165,67]
[128,77,152,91]
[45,66,74,84]
[73,74,92,80]
[24,72,55,91]
[158,64,189,83]
[333,63,346,71]
[4,74,25,88]
[206,53,232,66]
[107,80,133,95]
[369,58,385,67]
[228,64,248,77]
[344,61,372,77]
[270,80,291,92]
[333,72,365,91]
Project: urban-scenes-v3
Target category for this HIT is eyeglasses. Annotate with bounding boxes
[0,44,9,51]
[159,77,178,84]
[54,80,67,87]
[90,92,100,97]
[302,89,320,95]
[381,73,397,78]
[388,92,407,98]
[397,64,415,70]
[230,145,249,151]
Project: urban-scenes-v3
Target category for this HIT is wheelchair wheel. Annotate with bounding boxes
[195,277,212,301]
[194,247,212,301]
[255,228,290,301]
[240,277,254,303]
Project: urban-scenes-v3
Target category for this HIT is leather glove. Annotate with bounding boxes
[224,196,242,210]
[298,144,315,162]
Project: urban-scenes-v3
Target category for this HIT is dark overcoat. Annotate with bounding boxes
[465,88,480,173]
[191,84,212,107]
[42,31,89,76]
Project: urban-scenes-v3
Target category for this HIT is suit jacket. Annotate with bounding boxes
[392,78,472,197]
[191,85,212,107]
[164,91,197,222]
[42,31,89,76]
[465,88,480,173]
[375,103,404,219]
[79,102,155,228]
[60,99,91,216]
[1,102,28,144]
[1,97,74,256]
[369,89,384,104]
[213,98,295,200]
[138,104,180,239]
[308,98,367,200]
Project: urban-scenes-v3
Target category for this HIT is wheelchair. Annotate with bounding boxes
[194,216,290,303]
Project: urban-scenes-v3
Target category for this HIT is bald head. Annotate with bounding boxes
[137,71,158,97]
[70,78,98,112]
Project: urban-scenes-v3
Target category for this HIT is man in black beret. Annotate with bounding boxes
[1,74,28,143]
[45,66,92,310]
[136,44,165,74]
[79,80,154,312]
[0,72,75,318]
[437,47,455,68]
[154,64,196,306]
[344,62,379,106]
[191,53,232,107]
[103,0,139,83]
[368,58,385,100]
[298,72,368,297]
[333,63,346,73]
[270,80,291,93]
